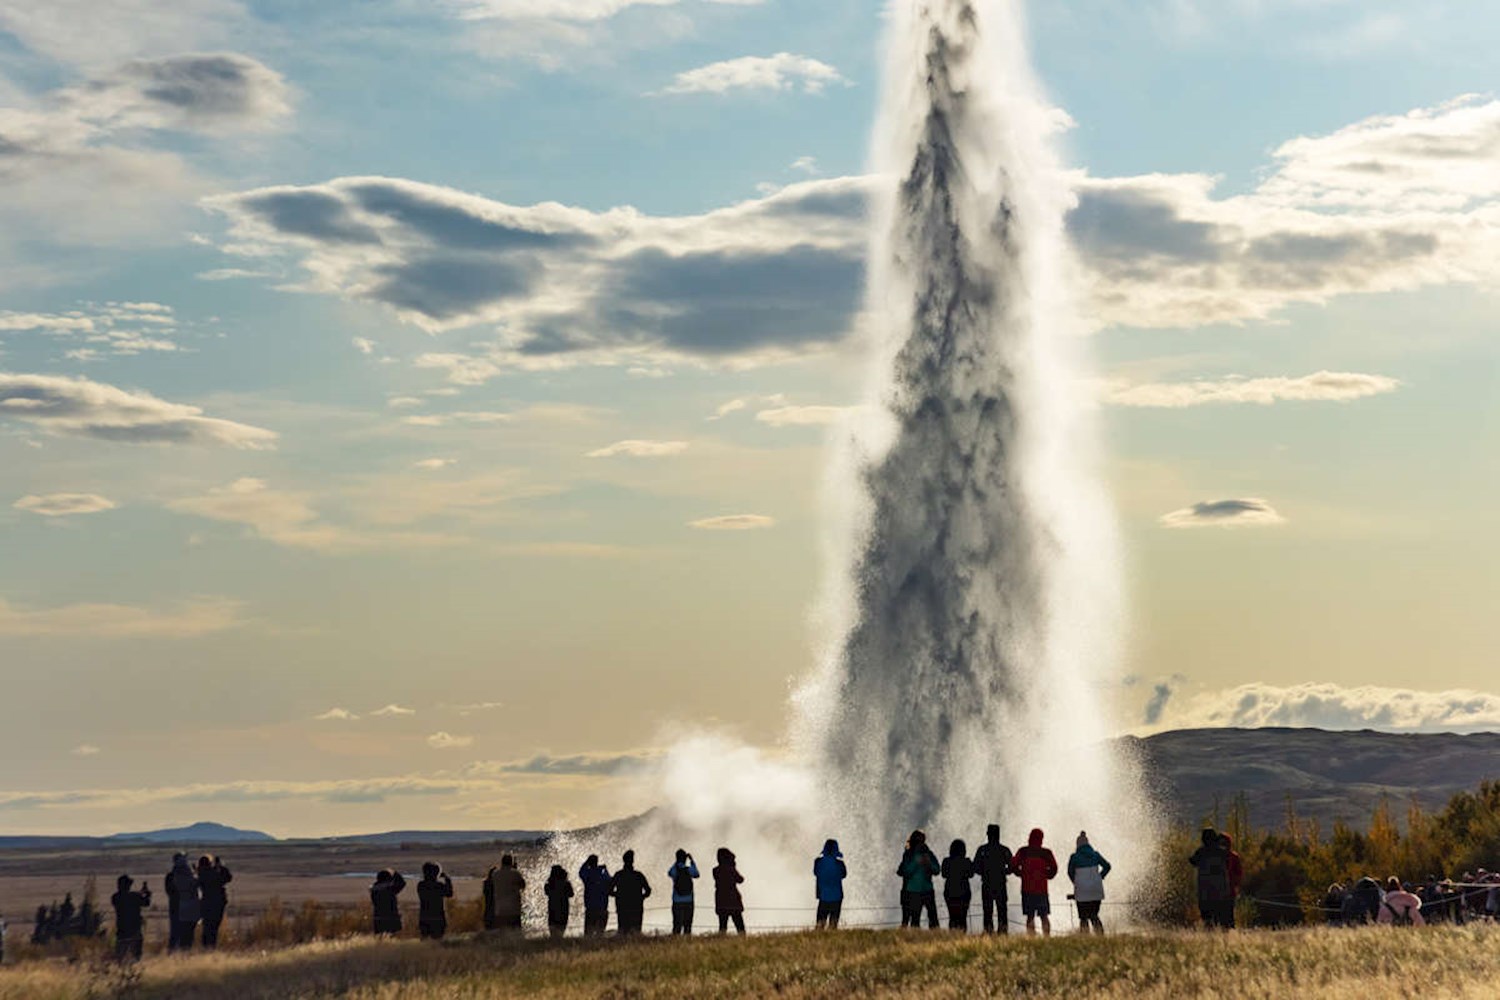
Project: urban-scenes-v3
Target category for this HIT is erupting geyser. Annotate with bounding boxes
[793,0,1147,902]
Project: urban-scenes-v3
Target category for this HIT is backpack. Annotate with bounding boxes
[1384,900,1413,927]
[1196,850,1229,898]
[673,864,695,898]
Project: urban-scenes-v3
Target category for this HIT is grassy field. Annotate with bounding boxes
[1,925,1497,999]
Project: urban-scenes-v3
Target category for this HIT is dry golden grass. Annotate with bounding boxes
[2,924,1498,999]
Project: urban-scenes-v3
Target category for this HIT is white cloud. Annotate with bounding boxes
[1159,498,1286,529]
[352,337,377,355]
[371,704,416,717]
[207,174,869,375]
[0,303,182,357]
[0,52,291,257]
[585,439,689,458]
[427,731,474,749]
[449,701,504,716]
[1106,371,1401,408]
[0,0,250,70]
[0,372,277,448]
[414,457,456,470]
[464,749,661,777]
[71,744,101,757]
[755,404,854,426]
[1155,682,1500,734]
[708,399,747,420]
[688,514,775,531]
[314,708,359,721]
[13,493,117,517]
[0,597,244,638]
[790,156,820,175]
[659,53,848,96]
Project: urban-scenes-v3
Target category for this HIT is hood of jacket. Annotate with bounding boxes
[1028,828,1044,848]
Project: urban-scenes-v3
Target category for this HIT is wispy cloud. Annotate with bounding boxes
[0,597,245,638]
[314,708,359,721]
[585,439,689,458]
[659,53,848,96]
[1159,498,1286,529]
[1106,371,1400,408]
[1153,682,1500,733]
[371,704,416,718]
[688,514,775,531]
[13,493,117,517]
[755,404,854,426]
[0,373,276,448]
[427,731,474,749]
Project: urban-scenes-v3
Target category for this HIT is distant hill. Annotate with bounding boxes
[1129,727,1500,829]
[105,821,276,845]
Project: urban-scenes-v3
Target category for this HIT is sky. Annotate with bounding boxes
[1,0,1498,837]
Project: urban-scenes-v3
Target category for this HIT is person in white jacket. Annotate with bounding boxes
[1376,878,1426,927]
[1066,832,1111,935]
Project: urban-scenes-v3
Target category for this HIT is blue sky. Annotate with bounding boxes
[2,0,1498,836]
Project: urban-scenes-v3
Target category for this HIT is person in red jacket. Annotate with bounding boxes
[1219,833,1243,929]
[1009,828,1059,936]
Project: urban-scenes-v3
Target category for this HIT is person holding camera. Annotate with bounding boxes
[667,848,700,935]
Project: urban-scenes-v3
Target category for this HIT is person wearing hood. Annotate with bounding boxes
[1066,832,1112,935]
[972,824,1013,935]
[195,855,233,949]
[165,853,201,951]
[417,862,454,940]
[1219,834,1243,928]
[667,849,700,935]
[814,840,847,929]
[1377,877,1425,927]
[110,875,151,963]
[370,869,407,935]
[487,855,526,933]
[897,830,941,929]
[579,855,612,936]
[1348,875,1383,926]
[1010,828,1059,936]
[940,839,975,932]
[1322,883,1346,926]
[713,848,746,935]
[544,865,574,939]
[1188,828,1231,930]
[610,850,652,936]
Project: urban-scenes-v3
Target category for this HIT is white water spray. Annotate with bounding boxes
[544,0,1151,928]
[791,0,1148,905]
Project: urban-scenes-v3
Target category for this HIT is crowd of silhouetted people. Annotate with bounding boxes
[12,823,1500,964]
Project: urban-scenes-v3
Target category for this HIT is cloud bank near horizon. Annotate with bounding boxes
[1147,682,1500,733]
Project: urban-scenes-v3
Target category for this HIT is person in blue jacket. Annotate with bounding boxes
[1066,832,1112,934]
[578,854,612,936]
[667,848,700,935]
[814,839,848,929]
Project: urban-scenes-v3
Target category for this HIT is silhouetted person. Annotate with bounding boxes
[166,853,201,951]
[1011,828,1058,936]
[1188,828,1231,930]
[898,830,941,929]
[1378,877,1425,926]
[110,875,151,963]
[579,855,611,936]
[973,824,1013,934]
[195,855,232,949]
[1322,883,1346,926]
[370,869,407,935]
[814,840,847,929]
[1348,875,1382,926]
[545,865,573,939]
[713,848,746,935]
[940,839,974,932]
[487,855,525,933]
[610,850,651,936]
[667,848,699,935]
[1066,832,1111,935]
[417,862,453,940]
[1219,834,1242,928]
